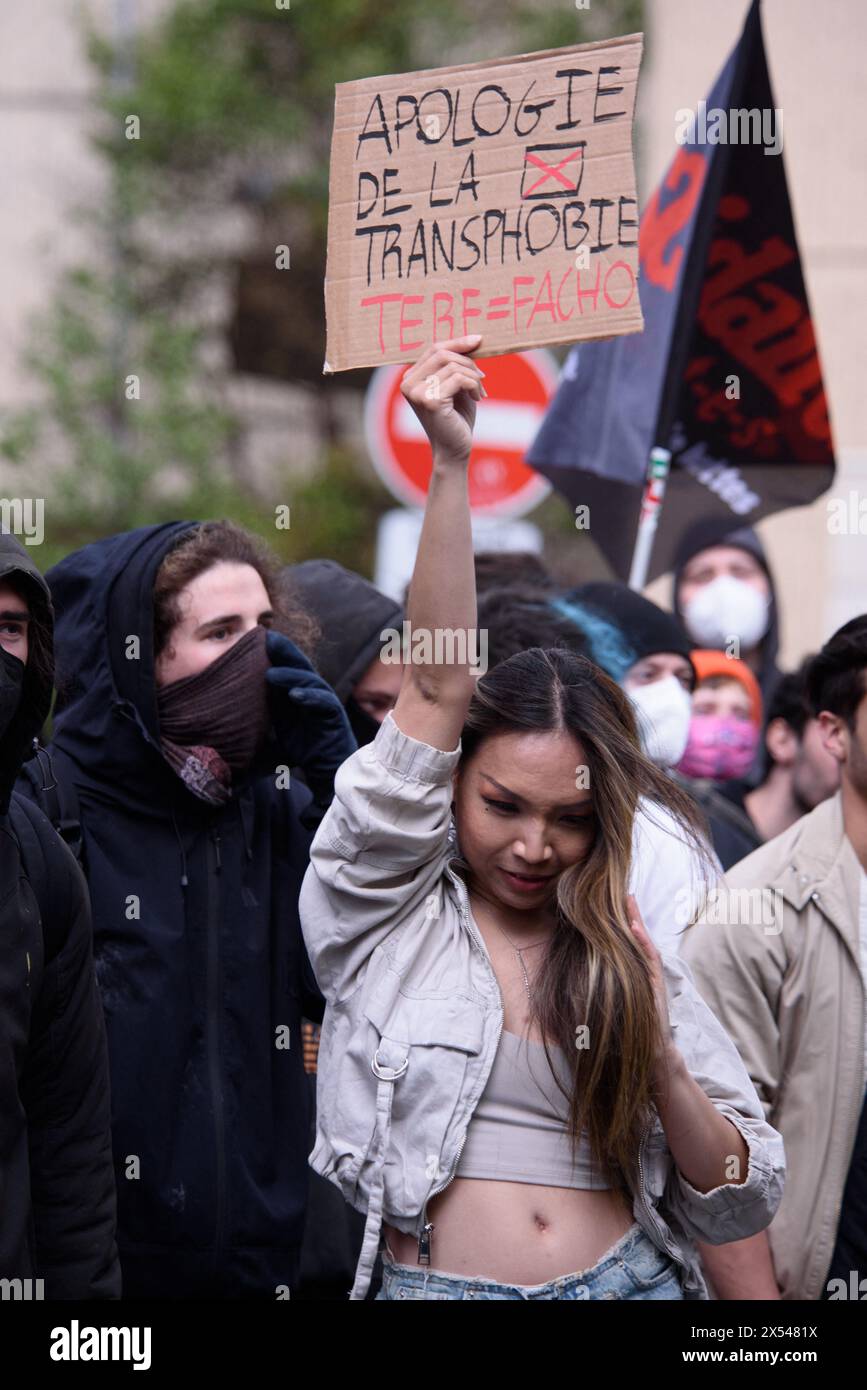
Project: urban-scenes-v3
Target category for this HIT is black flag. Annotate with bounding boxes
[526,0,835,582]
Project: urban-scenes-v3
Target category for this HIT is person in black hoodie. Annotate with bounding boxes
[19,520,355,1299]
[0,530,119,1298]
[284,559,404,747]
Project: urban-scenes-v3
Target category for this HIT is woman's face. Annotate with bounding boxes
[452,728,596,912]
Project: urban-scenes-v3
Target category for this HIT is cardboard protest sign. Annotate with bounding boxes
[323,34,644,373]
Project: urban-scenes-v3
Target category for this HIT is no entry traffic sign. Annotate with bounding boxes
[364,350,557,517]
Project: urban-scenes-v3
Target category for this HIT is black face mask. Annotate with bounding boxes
[156,626,271,803]
[0,644,25,743]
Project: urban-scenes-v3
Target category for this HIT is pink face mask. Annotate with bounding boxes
[676,714,759,781]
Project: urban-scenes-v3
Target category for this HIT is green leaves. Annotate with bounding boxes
[4,0,642,572]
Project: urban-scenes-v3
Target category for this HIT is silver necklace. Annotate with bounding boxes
[487,916,550,1003]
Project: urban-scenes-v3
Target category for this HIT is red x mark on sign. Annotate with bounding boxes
[520,142,586,200]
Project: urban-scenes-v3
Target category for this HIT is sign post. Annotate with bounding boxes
[365,349,558,599]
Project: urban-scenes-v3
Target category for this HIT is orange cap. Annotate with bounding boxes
[690,649,763,726]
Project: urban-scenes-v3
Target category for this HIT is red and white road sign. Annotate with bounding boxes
[364,350,557,517]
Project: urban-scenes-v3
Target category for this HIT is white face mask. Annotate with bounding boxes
[683,574,771,651]
[626,675,693,769]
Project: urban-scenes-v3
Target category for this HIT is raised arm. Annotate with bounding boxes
[392,335,486,752]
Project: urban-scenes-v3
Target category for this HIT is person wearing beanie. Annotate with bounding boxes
[284,559,404,747]
[685,661,841,873]
[678,650,763,784]
[672,520,783,726]
[669,650,765,871]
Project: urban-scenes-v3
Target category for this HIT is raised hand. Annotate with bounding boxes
[399,335,485,465]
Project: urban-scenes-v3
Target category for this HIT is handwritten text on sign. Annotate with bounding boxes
[324,35,644,372]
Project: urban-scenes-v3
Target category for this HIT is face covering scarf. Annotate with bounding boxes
[677,714,760,781]
[683,575,771,651]
[0,643,25,741]
[157,624,271,805]
[627,675,693,769]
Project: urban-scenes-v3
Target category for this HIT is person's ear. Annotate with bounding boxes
[765,717,798,769]
[817,710,848,766]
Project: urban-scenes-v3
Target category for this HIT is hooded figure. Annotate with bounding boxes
[18,523,330,1299]
[284,560,403,747]
[0,531,119,1297]
[672,520,783,712]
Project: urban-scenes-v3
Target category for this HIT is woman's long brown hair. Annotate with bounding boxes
[459,646,714,1196]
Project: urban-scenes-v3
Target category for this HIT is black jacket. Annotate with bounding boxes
[19,523,324,1298]
[0,532,119,1298]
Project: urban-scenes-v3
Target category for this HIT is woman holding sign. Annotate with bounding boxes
[299,335,784,1301]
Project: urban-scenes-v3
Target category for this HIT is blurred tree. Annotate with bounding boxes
[1,0,642,560]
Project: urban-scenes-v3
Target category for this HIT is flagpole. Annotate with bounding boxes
[626,3,759,592]
[627,447,671,591]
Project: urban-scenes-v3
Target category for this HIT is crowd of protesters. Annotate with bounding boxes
[1,335,864,1302]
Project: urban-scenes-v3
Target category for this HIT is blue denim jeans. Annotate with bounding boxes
[376,1221,684,1300]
